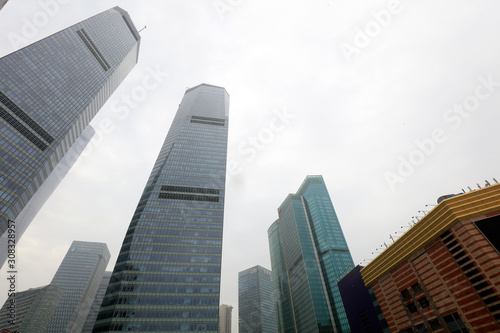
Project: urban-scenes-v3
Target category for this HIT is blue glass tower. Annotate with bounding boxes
[238,265,278,333]
[268,175,354,333]
[0,7,140,265]
[93,84,229,332]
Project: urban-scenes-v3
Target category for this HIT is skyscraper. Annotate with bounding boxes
[238,265,278,333]
[47,241,110,333]
[0,284,63,333]
[0,0,8,10]
[0,6,140,265]
[218,304,233,333]
[82,271,112,333]
[93,83,229,332]
[268,175,354,333]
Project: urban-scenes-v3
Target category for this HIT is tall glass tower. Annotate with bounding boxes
[93,84,229,332]
[47,241,111,333]
[0,7,140,265]
[238,265,278,333]
[268,176,354,333]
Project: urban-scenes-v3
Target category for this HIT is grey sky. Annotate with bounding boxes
[1,1,500,332]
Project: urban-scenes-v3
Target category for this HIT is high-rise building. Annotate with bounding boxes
[268,175,354,333]
[93,83,230,332]
[0,6,140,265]
[361,183,500,332]
[338,266,389,333]
[218,304,233,333]
[47,241,110,333]
[82,271,112,333]
[0,0,8,10]
[0,284,63,333]
[268,220,295,333]
[238,265,278,333]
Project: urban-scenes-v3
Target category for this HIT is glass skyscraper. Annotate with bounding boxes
[268,175,354,333]
[0,7,140,265]
[0,284,63,333]
[238,265,278,333]
[82,271,113,333]
[93,83,229,332]
[47,241,111,333]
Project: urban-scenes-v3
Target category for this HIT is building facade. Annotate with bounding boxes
[268,220,295,333]
[47,241,111,333]
[218,304,233,333]
[238,265,278,333]
[362,183,500,332]
[0,284,63,333]
[0,0,8,10]
[268,175,354,333]
[82,271,112,333]
[0,6,140,265]
[338,265,389,333]
[93,84,229,332]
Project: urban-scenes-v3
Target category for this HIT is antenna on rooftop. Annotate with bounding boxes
[485,180,491,187]
[477,183,482,189]
[494,178,498,184]
[138,26,147,34]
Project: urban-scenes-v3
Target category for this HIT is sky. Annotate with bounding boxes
[1,0,500,331]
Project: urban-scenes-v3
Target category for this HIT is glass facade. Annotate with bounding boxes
[93,84,229,332]
[83,271,113,333]
[47,241,111,333]
[268,220,296,333]
[238,265,278,333]
[268,176,354,333]
[0,7,140,266]
[0,284,63,333]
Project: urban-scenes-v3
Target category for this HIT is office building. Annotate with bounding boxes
[0,0,8,10]
[268,175,354,333]
[47,241,110,332]
[238,265,277,333]
[0,285,62,333]
[82,271,112,333]
[218,304,233,333]
[93,84,230,332]
[268,220,295,333]
[0,6,140,266]
[338,265,389,333]
[361,183,500,332]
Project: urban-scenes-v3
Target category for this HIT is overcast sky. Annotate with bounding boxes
[1,1,500,332]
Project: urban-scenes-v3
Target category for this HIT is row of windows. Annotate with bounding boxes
[76,29,110,71]
[159,192,220,202]
[106,295,219,306]
[112,273,219,284]
[161,185,220,195]
[124,252,221,264]
[94,321,218,332]
[129,243,221,254]
[117,284,219,294]
[0,90,54,143]
[114,262,220,274]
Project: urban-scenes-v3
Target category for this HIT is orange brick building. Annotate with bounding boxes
[361,183,500,332]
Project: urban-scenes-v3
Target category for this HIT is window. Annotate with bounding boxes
[407,302,418,314]
[443,312,469,333]
[401,289,411,300]
[418,297,430,308]
[428,318,442,331]
[411,283,423,294]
